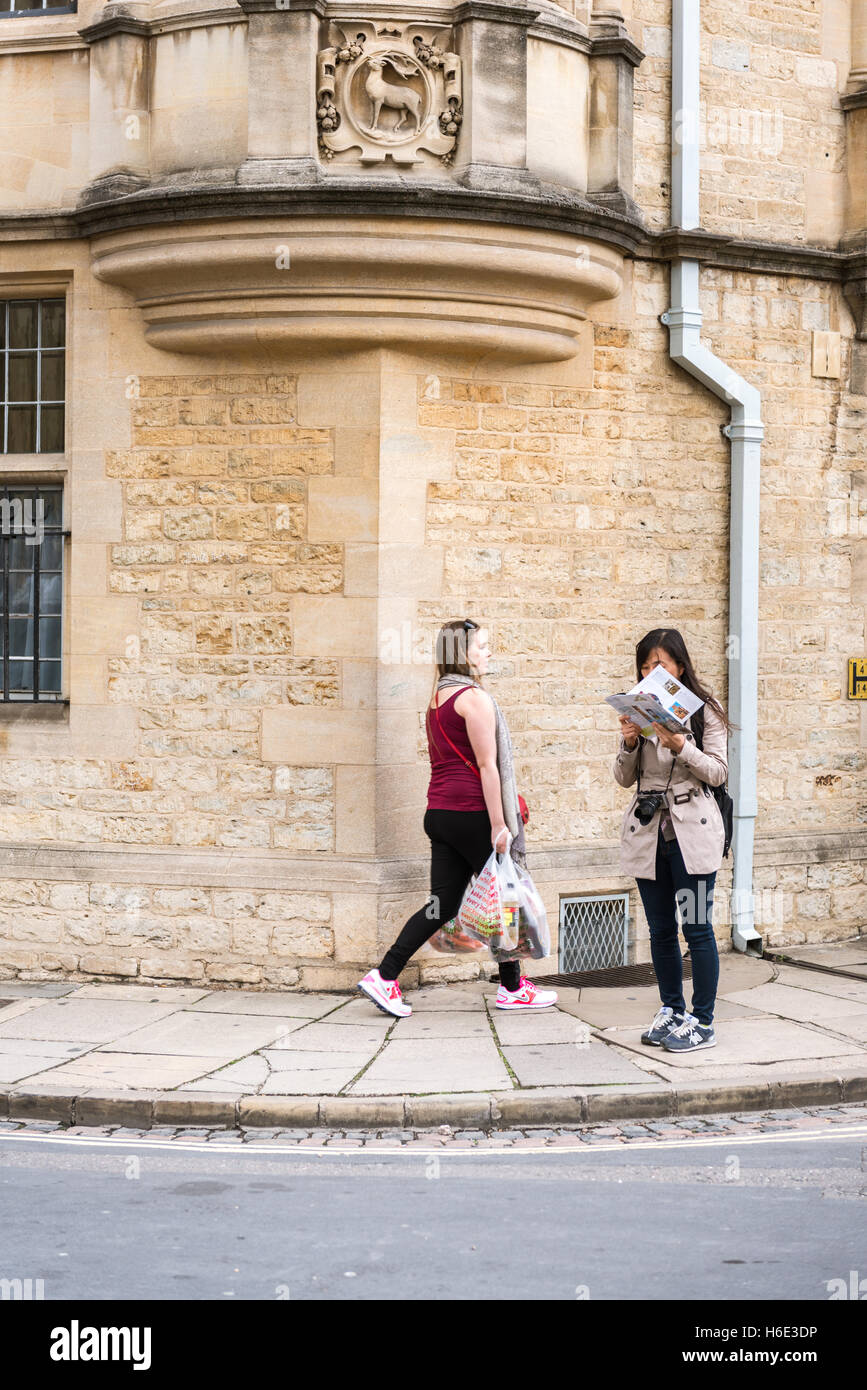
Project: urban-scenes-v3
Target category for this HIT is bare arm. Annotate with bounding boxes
[457,688,509,850]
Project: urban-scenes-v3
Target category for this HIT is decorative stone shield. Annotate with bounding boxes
[317,21,462,167]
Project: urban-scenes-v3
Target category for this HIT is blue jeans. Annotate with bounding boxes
[635,828,719,1027]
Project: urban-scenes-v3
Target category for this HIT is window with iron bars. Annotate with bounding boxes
[0,485,65,701]
[1,298,65,454]
[0,1,77,17]
[558,893,630,973]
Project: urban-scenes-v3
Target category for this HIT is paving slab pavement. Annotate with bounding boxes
[0,939,865,1127]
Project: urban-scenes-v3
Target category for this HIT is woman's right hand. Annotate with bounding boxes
[619,715,642,750]
[491,823,510,853]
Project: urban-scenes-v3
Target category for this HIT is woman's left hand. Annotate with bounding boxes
[652,722,685,753]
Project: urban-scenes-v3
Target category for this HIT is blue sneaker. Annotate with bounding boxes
[640,1005,684,1046]
[661,1013,716,1052]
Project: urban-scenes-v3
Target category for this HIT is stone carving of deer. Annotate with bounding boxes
[364,57,422,134]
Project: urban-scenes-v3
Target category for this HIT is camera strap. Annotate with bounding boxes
[636,739,675,799]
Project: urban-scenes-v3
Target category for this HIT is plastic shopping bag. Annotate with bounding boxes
[456,838,520,953]
[488,861,550,962]
[515,862,551,959]
[429,915,486,954]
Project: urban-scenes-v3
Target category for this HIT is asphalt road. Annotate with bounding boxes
[2,1121,866,1303]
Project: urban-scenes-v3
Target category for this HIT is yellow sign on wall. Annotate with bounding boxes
[849,659,867,699]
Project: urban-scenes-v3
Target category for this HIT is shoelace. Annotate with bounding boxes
[650,1007,673,1031]
[669,1014,698,1038]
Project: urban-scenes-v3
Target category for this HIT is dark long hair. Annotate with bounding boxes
[635,628,735,733]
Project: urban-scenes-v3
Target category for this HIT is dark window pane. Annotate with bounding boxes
[9,619,33,659]
[0,301,5,347]
[38,489,62,527]
[39,661,61,693]
[8,302,38,349]
[7,406,36,453]
[39,574,62,613]
[9,532,36,568]
[40,353,64,402]
[40,405,64,453]
[9,573,33,614]
[9,661,32,693]
[0,497,26,540]
[40,300,65,348]
[37,534,62,570]
[39,616,61,656]
[8,354,37,403]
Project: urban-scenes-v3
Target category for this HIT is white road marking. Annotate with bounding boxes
[0,1123,866,1160]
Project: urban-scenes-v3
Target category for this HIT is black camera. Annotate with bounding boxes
[634,791,665,826]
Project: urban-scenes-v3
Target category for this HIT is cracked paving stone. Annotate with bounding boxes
[61,1126,116,1137]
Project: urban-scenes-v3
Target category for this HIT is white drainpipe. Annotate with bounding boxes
[660,0,764,953]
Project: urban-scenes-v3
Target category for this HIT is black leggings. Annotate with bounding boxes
[378,808,522,992]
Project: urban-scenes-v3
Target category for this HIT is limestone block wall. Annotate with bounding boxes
[0,260,862,985]
[629,0,851,244]
[0,0,864,989]
[105,369,339,859]
[413,258,867,950]
[0,47,90,210]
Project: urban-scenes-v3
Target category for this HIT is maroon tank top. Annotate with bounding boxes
[426,688,487,812]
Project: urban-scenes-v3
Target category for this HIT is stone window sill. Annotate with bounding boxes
[0,700,69,721]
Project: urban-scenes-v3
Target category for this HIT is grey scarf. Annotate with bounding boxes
[434,674,527,868]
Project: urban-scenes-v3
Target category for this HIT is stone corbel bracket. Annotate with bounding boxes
[88,210,629,362]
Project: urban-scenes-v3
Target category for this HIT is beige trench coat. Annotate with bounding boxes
[613,703,728,880]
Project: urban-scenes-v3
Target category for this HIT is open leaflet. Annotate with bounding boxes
[605,663,704,737]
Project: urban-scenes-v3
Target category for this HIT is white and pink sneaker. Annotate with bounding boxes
[495,976,558,1010]
[357,968,412,1018]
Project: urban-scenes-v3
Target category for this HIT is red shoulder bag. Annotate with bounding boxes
[428,694,529,825]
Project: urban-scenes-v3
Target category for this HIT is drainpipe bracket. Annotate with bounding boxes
[722,420,765,443]
[659,307,702,331]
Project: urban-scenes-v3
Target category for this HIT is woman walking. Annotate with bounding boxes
[614,628,730,1053]
[358,618,557,1018]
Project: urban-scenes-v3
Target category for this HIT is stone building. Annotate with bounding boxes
[0,0,863,990]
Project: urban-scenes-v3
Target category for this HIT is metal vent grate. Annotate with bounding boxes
[559,893,629,973]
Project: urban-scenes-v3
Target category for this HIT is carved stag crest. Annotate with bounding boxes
[316,21,463,168]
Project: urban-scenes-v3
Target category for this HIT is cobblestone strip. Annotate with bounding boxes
[1,1102,865,1146]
